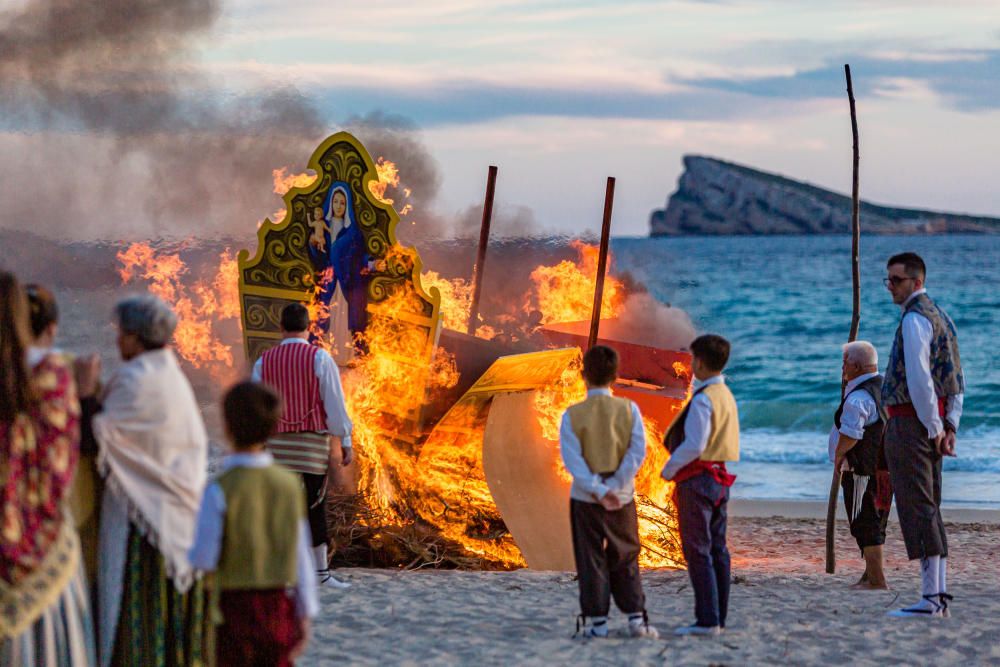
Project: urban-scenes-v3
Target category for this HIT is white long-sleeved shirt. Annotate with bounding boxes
[252,337,353,448]
[188,451,320,619]
[900,289,964,438]
[559,388,646,504]
[660,375,728,481]
[827,371,881,465]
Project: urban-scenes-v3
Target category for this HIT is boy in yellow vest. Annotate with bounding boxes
[560,345,658,639]
[661,334,739,636]
[189,382,319,666]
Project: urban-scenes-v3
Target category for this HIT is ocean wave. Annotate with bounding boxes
[739,428,1000,473]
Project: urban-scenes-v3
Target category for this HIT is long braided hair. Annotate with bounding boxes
[0,271,36,423]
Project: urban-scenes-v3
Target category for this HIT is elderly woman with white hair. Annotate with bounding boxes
[76,294,209,666]
[828,340,889,590]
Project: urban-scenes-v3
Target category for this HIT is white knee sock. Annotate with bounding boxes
[312,544,328,571]
[920,555,940,599]
[938,557,947,594]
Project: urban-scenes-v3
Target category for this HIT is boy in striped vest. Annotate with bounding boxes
[189,382,318,666]
[661,334,739,637]
[252,303,354,589]
[560,345,658,639]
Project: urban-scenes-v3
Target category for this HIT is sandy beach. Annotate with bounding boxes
[303,502,1000,666]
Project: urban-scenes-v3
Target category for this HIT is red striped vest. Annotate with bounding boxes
[260,342,328,433]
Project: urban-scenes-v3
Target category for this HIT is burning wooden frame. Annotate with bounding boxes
[238,132,691,571]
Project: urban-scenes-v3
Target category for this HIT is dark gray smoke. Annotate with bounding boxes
[0,0,323,240]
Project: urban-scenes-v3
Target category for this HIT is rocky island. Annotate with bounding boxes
[650,156,1000,235]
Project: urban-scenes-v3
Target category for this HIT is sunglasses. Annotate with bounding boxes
[882,275,914,287]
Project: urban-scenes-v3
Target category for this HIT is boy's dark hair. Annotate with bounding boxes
[25,284,58,338]
[690,334,730,373]
[582,345,619,387]
[887,252,926,280]
[223,381,282,448]
[280,303,310,333]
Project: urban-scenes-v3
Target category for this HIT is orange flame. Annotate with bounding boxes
[529,240,625,325]
[117,242,240,380]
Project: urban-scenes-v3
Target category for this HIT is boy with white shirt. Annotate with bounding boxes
[881,252,965,618]
[559,345,658,639]
[189,382,319,666]
[829,341,889,590]
[661,334,739,637]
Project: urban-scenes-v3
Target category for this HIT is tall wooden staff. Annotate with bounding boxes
[468,166,498,334]
[826,63,862,574]
[588,177,616,349]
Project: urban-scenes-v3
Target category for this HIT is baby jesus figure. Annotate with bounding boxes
[308,206,330,252]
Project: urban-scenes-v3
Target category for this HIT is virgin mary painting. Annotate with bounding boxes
[307,181,369,361]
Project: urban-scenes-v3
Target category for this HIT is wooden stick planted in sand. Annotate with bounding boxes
[826,63,862,575]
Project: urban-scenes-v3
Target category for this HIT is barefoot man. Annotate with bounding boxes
[829,341,889,589]
[881,252,964,618]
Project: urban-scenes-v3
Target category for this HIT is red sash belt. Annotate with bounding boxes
[886,397,946,419]
[673,460,736,487]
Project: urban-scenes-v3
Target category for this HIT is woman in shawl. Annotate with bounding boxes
[307,181,370,361]
[0,272,96,666]
[76,294,210,666]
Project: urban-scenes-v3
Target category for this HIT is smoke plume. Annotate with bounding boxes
[0,0,324,240]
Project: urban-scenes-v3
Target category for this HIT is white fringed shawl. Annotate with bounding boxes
[93,348,207,592]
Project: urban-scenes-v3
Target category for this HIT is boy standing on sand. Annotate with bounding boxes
[661,334,739,637]
[559,345,659,639]
[189,382,319,666]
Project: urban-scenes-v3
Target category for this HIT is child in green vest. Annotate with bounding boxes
[559,345,658,639]
[189,382,319,666]
[661,334,739,636]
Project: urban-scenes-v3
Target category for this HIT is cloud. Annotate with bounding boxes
[686,49,1000,111]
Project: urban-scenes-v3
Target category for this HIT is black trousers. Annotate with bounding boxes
[302,472,328,550]
[884,415,948,560]
[675,473,731,628]
[570,499,646,618]
[841,473,888,553]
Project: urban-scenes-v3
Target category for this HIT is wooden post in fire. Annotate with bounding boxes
[588,177,616,350]
[826,64,862,575]
[468,165,498,335]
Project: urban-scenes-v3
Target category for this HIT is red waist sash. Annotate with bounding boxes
[673,460,736,487]
[886,397,946,419]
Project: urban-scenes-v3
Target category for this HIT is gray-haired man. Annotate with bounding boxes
[829,340,888,589]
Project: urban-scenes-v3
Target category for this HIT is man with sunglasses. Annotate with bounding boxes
[881,252,964,618]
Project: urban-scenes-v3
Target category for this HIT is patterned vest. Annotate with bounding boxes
[260,342,328,433]
[566,394,634,475]
[881,293,964,407]
[215,465,304,590]
[834,375,885,476]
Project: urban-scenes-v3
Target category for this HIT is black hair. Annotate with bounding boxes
[582,345,619,387]
[887,252,926,280]
[223,381,282,448]
[690,334,730,373]
[280,303,310,333]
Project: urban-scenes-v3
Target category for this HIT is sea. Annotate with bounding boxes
[36,233,998,508]
[613,234,999,508]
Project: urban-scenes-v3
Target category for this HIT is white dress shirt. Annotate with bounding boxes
[559,388,647,504]
[188,451,320,619]
[900,289,964,438]
[827,371,881,465]
[252,337,353,448]
[661,375,728,481]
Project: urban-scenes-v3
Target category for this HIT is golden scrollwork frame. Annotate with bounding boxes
[237,131,442,364]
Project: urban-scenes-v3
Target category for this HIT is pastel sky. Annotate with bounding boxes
[203,0,1000,236]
